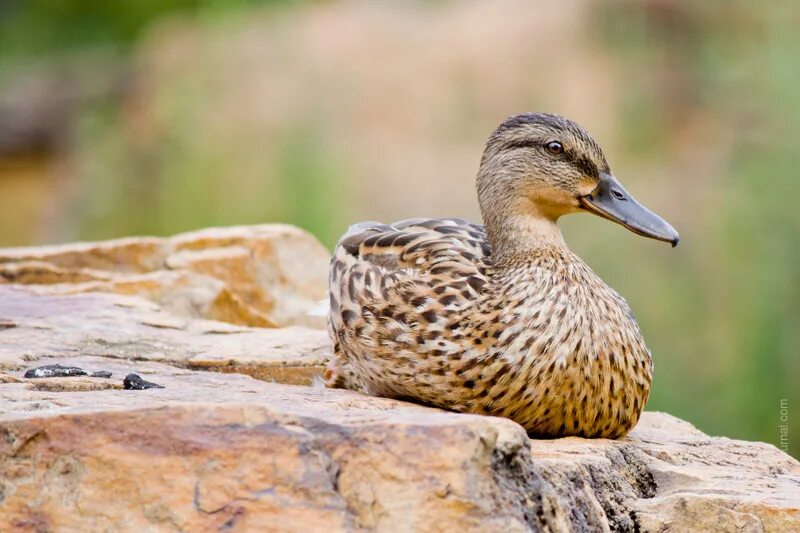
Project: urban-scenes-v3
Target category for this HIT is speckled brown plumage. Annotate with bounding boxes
[326,113,677,438]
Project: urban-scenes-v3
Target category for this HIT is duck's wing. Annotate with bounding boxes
[328,217,492,347]
[337,217,490,275]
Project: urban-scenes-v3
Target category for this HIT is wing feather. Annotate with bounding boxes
[327,217,493,393]
[337,218,490,273]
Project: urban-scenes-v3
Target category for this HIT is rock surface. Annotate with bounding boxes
[0,227,798,532]
[0,224,330,329]
[0,285,328,386]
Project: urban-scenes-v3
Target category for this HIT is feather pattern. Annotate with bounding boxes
[326,113,657,438]
[326,217,651,438]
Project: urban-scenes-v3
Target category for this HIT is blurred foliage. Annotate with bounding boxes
[73,102,347,246]
[590,0,799,455]
[0,0,796,458]
[0,0,291,59]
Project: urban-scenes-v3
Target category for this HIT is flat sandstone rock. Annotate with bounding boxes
[1,372,798,532]
[0,224,330,329]
[0,285,329,384]
[0,228,798,532]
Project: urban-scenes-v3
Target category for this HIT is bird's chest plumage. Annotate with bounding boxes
[464,261,653,437]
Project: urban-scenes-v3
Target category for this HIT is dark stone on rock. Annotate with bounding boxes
[25,364,88,378]
[123,374,164,390]
[23,364,113,379]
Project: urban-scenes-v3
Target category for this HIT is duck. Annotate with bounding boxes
[325,113,679,438]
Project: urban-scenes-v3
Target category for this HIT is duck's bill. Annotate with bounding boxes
[579,173,680,247]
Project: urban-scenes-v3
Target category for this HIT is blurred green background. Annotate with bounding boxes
[0,0,797,457]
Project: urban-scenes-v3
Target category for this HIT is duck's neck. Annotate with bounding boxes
[483,199,568,266]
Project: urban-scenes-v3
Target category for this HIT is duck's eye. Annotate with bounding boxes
[546,141,564,155]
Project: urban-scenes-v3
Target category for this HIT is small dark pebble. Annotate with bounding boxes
[0,318,17,329]
[23,364,113,379]
[123,374,164,390]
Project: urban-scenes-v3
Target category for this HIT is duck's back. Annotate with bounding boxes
[326,218,492,400]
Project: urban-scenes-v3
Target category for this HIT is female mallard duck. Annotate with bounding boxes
[325,113,678,438]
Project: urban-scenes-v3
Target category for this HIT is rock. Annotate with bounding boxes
[0,238,797,532]
[168,226,330,328]
[527,414,800,532]
[123,373,164,390]
[0,224,329,329]
[35,269,281,328]
[24,364,89,379]
[0,318,17,329]
[1,368,798,532]
[23,364,111,379]
[0,237,169,274]
[24,376,123,392]
[0,285,329,384]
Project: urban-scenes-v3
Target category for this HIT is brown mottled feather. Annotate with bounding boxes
[326,114,655,439]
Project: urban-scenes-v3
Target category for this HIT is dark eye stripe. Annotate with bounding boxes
[503,139,541,151]
[502,139,601,178]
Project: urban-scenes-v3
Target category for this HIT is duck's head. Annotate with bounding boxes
[477,113,679,247]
